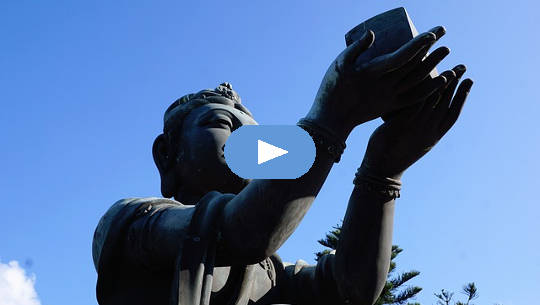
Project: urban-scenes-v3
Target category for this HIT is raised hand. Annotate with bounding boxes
[360,65,474,180]
[304,26,450,140]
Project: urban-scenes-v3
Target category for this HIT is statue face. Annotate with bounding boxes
[174,101,257,196]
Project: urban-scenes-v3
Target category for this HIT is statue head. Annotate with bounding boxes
[152,83,257,203]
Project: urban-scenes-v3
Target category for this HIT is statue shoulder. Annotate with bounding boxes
[92,197,182,271]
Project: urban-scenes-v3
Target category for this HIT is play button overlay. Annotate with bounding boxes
[225,125,316,179]
[258,140,288,164]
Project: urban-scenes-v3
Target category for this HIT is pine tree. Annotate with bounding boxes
[316,225,491,305]
[434,283,479,305]
[315,224,422,305]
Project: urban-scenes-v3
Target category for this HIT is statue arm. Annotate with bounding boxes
[276,254,343,305]
[332,184,396,305]
[266,194,393,305]
[219,146,336,265]
[271,187,396,305]
[246,191,395,305]
[115,27,445,268]
[122,201,195,271]
[93,198,194,273]
[333,65,473,305]
[219,29,447,266]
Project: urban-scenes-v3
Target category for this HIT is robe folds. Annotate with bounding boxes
[93,191,342,305]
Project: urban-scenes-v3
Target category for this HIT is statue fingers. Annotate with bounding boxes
[396,46,450,93]
[427,25,447,40]
[385,44,430,84]
[439,78,474,134]
[417,88,444,125]
[428,69,459,124]
[382,26,445,83]
[398,74,447,108]
[416,69,457,125]
[342,30,375,68]
[357,32,436,76]
[435,65,466,112]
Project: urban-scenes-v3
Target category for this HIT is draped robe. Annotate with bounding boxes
[92,192,342,305]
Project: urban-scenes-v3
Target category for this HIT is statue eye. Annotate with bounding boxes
[214,118,232,129]
[198,110,235,130]
[202,115,232,130]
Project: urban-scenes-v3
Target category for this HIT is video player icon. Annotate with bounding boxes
[257,140,288,165]
[224,125,316,179]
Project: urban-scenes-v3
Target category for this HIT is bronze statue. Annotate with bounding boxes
[92,8,473,305]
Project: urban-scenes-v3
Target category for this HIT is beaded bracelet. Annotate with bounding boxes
[297,118,346,163]
[353,167,402,200]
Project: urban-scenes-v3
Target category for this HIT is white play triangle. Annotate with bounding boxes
[258,139,288,164]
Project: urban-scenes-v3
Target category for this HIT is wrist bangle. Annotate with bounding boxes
[297,118,346,163]
[353,167,402,199]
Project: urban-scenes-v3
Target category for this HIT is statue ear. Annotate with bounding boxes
[152,133,178,198]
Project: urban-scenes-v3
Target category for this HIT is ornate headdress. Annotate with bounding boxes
[163,82,252,133]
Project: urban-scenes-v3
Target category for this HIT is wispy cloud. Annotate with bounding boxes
[0,260,40,305]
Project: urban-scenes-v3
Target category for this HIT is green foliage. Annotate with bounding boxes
[435,283,479,305]
[316,224,489,305]
[315,224,340,260]
[434,289,454,305]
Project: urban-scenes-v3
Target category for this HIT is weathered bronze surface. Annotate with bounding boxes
[93,7,473,305]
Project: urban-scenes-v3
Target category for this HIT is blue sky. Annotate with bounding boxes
[1,1,538,304]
